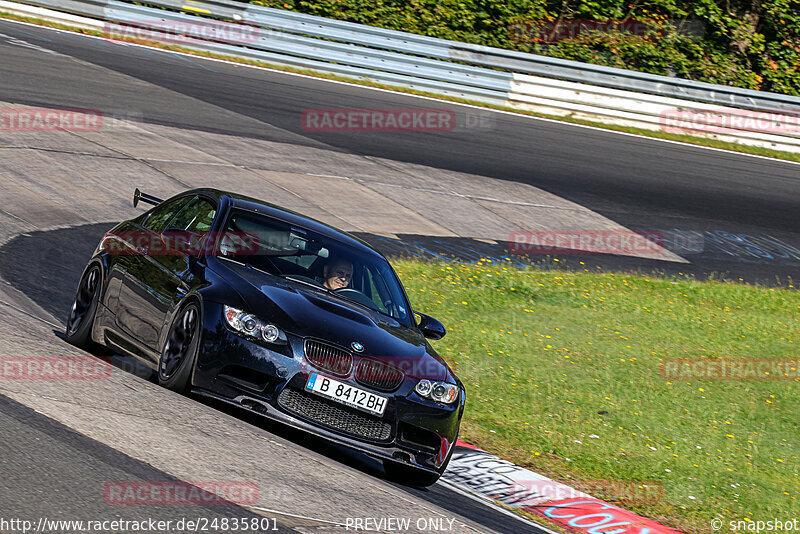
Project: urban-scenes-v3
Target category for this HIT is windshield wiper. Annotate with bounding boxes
[219,256,276,277]
[281,275,328,291]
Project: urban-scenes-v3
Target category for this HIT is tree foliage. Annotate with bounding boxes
[249,0,800,95]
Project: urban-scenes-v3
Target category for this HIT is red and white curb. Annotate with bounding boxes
[441,440,681,534]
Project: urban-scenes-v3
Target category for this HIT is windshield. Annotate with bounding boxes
[216,209,412,325]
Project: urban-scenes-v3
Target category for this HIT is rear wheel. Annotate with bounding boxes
[158,302,200,393]
[65,264,102,348]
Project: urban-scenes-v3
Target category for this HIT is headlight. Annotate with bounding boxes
[415,379,458,404]
[261,324,281,343]
[223,305,287,345]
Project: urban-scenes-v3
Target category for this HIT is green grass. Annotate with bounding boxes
[1,10,800,164]
[396,259,799,534]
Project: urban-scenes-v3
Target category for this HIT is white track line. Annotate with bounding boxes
[0,295,62,329]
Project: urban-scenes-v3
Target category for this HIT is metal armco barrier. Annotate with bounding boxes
[3,0,800,152]
[450,43,800,113]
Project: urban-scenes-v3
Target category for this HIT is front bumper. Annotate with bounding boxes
[193,301,463,473]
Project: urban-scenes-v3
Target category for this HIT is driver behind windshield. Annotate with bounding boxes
[322,258,353,290]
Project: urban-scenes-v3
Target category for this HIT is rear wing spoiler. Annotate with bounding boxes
[133,188,163,208]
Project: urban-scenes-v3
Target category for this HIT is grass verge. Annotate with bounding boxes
[395,259,799,534]
[1,10,799,164]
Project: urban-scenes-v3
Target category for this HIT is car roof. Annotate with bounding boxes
[191,188,386,259]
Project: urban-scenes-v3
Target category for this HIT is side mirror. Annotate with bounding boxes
[416,313,446,340]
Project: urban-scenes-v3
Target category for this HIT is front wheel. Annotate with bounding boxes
[65,264,102,348]
[158,302,201,393]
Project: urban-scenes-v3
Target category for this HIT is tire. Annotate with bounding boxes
[382,445,454,487]
[65,264,102,348]
[158,302,200,393]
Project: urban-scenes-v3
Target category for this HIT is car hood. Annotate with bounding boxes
[209,259,454,380]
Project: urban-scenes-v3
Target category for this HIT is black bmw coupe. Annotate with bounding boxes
[66,188,464,486]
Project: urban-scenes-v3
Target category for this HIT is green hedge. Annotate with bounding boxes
[249,0,800,96]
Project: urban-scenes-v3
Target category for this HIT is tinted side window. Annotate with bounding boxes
[167,197,217,234]
[364,268,390,314]
[142,197,190,233]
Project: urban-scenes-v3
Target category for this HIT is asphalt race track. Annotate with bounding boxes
[0,17,798,533]
[3,23,799,233]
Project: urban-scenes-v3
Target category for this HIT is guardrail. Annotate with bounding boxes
[3,0,800,152]
[508,73,800,152]
[9,0,514,105]
[451,44,800,114]
[94,0,800,113]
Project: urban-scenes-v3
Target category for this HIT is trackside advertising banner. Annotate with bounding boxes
[532,497,681,534]
[444,441,681,534]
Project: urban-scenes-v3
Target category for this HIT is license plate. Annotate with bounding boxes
[305,373,388,416]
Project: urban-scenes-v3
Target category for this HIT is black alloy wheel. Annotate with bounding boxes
[158,302,200,392]
[65,264,101,347]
